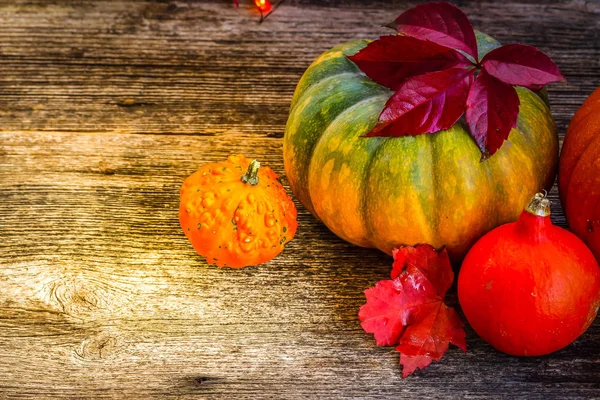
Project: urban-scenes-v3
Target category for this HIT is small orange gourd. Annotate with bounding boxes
[179,154,297,268]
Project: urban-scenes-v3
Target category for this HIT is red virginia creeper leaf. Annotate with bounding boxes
[391,245,453,297]
[348,3,562,158]
[481,44,565,89]
[359,245,466,378]
[347,35,471,90]
[386,2,479,61]
[366,67,475,137]
[465,70,520,158]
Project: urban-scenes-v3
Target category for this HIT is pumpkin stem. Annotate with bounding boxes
[525,191,551,217]
[241,159,260,186]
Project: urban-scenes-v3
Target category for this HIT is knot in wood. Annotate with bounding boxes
[75,332,119,361]
[46,277,109,319]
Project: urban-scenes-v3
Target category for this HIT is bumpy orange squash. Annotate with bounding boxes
[284,33,558,260]
[179,155,297,268]
[559,87,600,261]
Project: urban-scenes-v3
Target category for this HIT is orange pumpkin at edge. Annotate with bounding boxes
[559,87,600,262]
[179,154,298,268]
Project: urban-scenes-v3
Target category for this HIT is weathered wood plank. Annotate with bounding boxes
[0,0,597,135]
[2,130,598,399]
[0,0,599,398]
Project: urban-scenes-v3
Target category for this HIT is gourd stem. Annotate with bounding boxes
[525,191,551,217]
[241,159,260,186]
[517,191,552,242]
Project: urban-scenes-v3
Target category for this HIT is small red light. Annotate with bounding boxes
[254,0,272,13]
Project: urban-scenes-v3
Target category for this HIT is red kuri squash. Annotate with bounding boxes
[458,192,600,356]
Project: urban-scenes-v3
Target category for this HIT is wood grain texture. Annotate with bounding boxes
[0,0,599,398]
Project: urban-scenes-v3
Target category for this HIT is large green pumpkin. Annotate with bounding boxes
[283,33,558,260]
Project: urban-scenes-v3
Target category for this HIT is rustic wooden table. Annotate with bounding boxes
[1,0,599,398]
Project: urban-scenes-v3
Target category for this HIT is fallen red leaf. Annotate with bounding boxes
[481,44,566,90]
[366,67,475,137]
[391,245,453,296]
[386,2,479,61]
[359,245,466,378]
[359,262,439,346]
[398,302,466,378]
[465,70,520,158]
[347,35,470,91]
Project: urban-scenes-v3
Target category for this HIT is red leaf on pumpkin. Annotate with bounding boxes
[386,2,479,61]
[481,44,565,90]
[465,70,520,158]
[359,245,466,378]
[347,35,471,90]
[366,67,475,137]
[346,3,563,158]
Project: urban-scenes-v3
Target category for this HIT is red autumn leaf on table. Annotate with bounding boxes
[466,70,520,158]
[359,244,466,378]
[398,301,465,378]
[391,245,453,296]
[386,2,479,61]
[360,261,442,346]
[360,280,417,346]
[481,44,566,90]
[347,35,471,90]
[347,2,564,158]
[366,67,475,137]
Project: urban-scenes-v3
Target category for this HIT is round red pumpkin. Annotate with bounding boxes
[458,193,600,356]
[559,87,600,261]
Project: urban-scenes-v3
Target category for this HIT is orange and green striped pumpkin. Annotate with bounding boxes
[283,33,559,260]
